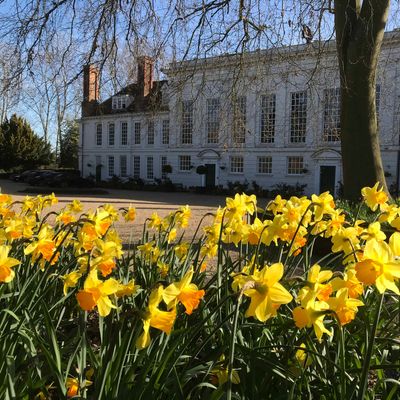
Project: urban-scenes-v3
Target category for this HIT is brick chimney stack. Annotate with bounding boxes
[83,64,99,102]
[137,56,154,97]
[82,64,99,116]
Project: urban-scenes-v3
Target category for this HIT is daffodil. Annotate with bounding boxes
[243,263,293,322]
[136,286,176,349]
[295,343,312,369]
[360,221,386,242]
[115,280,138,298]
[0,245,20,283]
[361,182,388,212]
[355,238,400,294]
[297,264,333,306]
[148,212,163,229]
[210,355,240,387]
[327,288,364,325]
[123,205,136,222]
[330,266,364,298]
[67,199,83,213]
[163,268,205,314]
[62,271,82,295]
[293,301,332,341]
[311,191,335,221]
[24,225,58,267]
[176,205,191,228]
[76,269,119,316]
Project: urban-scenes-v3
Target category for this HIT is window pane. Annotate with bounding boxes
[134,122,141,144]
[161,156,168,179]
[147,120,155,144]
[96,124,102,146]
[162,120,170,144]
[181,101,193,144]
[121,122,128,145]
[120,155,127,177]
[323,88,341,142]
[147,156,154,179]
[260,94,275,143]
[207,98,220,144]
[233,96,246,143]
[108,123,115,146]
[287,156,304,175]
[230,156,244,173]
[179,155,192,171]
[133,156,141,178]
[258,156,272,174]
[290,92,307,143]
[108,156,114,176]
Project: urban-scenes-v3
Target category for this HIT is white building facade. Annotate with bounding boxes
[79,33,400,196]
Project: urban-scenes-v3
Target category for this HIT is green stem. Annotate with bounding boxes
[338,324,346,399]
[358,293,384,400]
[227,293,242,400]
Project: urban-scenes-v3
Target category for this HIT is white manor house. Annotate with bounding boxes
[79,31,400,196]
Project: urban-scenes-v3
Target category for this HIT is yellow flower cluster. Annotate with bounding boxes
[201,186,399,340]
[0,193,205,352]
[1,181,399,349]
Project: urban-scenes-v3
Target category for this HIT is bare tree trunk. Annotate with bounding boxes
[335,0,390,200]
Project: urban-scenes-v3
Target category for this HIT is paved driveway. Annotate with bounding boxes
[0,179,229,243]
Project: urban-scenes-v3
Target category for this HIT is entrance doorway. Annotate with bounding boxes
[95,165,102,182]
[319,166,336,194]
[205,164,216,187]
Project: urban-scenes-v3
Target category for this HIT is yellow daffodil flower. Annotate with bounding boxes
[123,205,136,222]
[62,271,82,295]
[163,268,205,314]
[361,182,388,212]
[355,238,400,294]
[293,301,332,341]
[0,245,20,283]
[327,288,364,326]
[243,262,293,322]
[136,286,176,349]
[76,269,119,316]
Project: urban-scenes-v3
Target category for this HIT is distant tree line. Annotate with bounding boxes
[0,114,78,171]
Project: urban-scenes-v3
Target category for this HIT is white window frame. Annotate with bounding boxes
[134,122,141,144]
[260,94,275,144]
[161,156,168,179]
[96,123,102,146]
[257,156,272,174]
[120,155,127,177]
[179,155,192,171]
[133,156,141,178]
[230,156,244,173]
[207,98,220,144]
[162,119,170,145]
[108,155,115,177]
[121,121,128,146]
[290,91,307,143]
[233,96,246,144]
[147,156,154,180]
[181,101,193,144]
[147,120,155,145]
[323,88,341,142]
[108,123,115,146]
[287,156,304,175]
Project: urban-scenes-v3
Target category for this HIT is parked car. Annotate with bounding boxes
[27,170,59,186]
[48,172,94,188]
[11,170,41,182]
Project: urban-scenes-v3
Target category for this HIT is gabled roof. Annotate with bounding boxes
[84,80,168,117]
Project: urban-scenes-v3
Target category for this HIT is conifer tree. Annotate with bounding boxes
[0,114,53,170]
